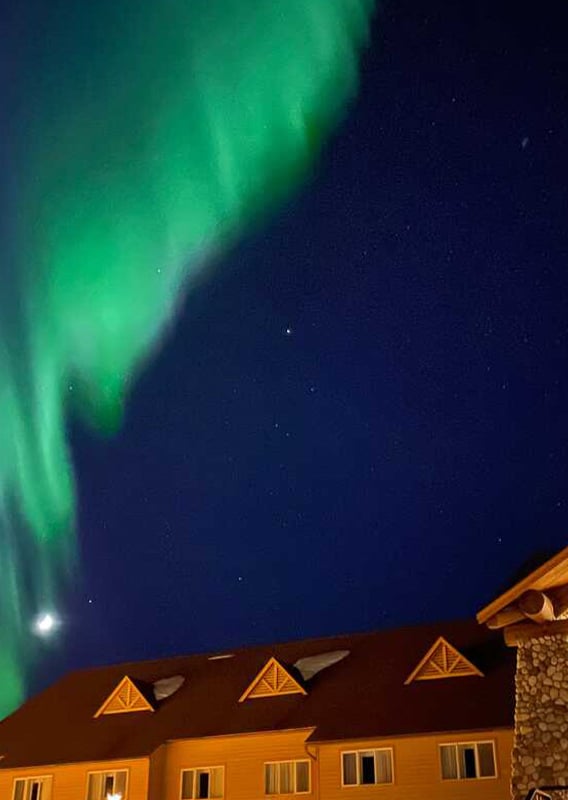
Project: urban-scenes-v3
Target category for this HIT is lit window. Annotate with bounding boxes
[440,741,496,780]
[13,778,52,800]
[341,750,393,786]
[181,767,224,799]
[265,761,310,794]
[86,769,128,799]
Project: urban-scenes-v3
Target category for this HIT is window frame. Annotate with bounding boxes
[12,776,52,800]
[179,765,225,800]
[264,759,311,795]
[438,740,498,781]
[85,768,129,799]
[340,749,395,788]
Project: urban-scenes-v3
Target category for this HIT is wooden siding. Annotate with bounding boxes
[163,729,316,800]
[0,728,513,800]
[0,757,148,800]
[318,730,513,800]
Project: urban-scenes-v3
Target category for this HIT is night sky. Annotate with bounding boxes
[41,0,568,689]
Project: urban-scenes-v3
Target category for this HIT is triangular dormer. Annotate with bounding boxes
[404,637,483,685]
[94,675,155,717]
[239,657,307,702]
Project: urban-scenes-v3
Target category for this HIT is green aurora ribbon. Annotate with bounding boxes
[0,0,374,716]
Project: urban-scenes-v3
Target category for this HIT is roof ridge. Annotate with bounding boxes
[64,617,477,677]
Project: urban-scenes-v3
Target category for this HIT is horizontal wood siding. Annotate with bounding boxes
[163,729,316,800]
[0,728,513,800]
[0,757,149,800]
[318,729,513,800]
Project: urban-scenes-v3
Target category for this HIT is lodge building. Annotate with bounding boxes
[2,546,568,800]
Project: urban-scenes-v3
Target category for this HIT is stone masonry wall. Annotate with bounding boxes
[513,634,568,799]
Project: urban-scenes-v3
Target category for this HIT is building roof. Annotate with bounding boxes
[477,545,568,624]
[0,619,515,769]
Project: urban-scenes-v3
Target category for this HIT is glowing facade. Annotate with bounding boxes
[0,619,514,800]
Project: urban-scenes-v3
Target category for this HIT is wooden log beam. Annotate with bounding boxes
[477,545,568,625]
[483,584,568,631]
[518,590,555,623]
[504,618,568,647]
[486,606,526,629]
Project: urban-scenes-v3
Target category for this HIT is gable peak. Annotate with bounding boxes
[404,636,483,685]
[94,675,155,717]
[239,657,307,702]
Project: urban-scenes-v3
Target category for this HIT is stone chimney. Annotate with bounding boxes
[477,547,568,800]
[513,634,568,798]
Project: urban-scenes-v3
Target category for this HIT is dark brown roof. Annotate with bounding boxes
[0,619,515,768]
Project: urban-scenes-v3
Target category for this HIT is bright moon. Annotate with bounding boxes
[33,612,59,637]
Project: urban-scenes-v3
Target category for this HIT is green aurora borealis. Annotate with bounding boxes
[0,0,374,716]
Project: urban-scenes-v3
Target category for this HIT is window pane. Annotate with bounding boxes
[265,764,278,795]
[458,745,477,779]
[104,774,115,796]
[279,763,293,794]
[360,754,375,785]
[440,746,458,780]
[342,754,357,786]
[87,774,104,800]
[375,751,392,784]
[197,771,210,799]
[114,771,127,797]
[210,768,223,798]
[478,743,496,777]
[182,771,195,800]
[30,783,41,800]
[296,762,309,793]
[13,781,25,800]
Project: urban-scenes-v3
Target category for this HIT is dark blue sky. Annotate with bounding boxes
[40,0,568,687]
